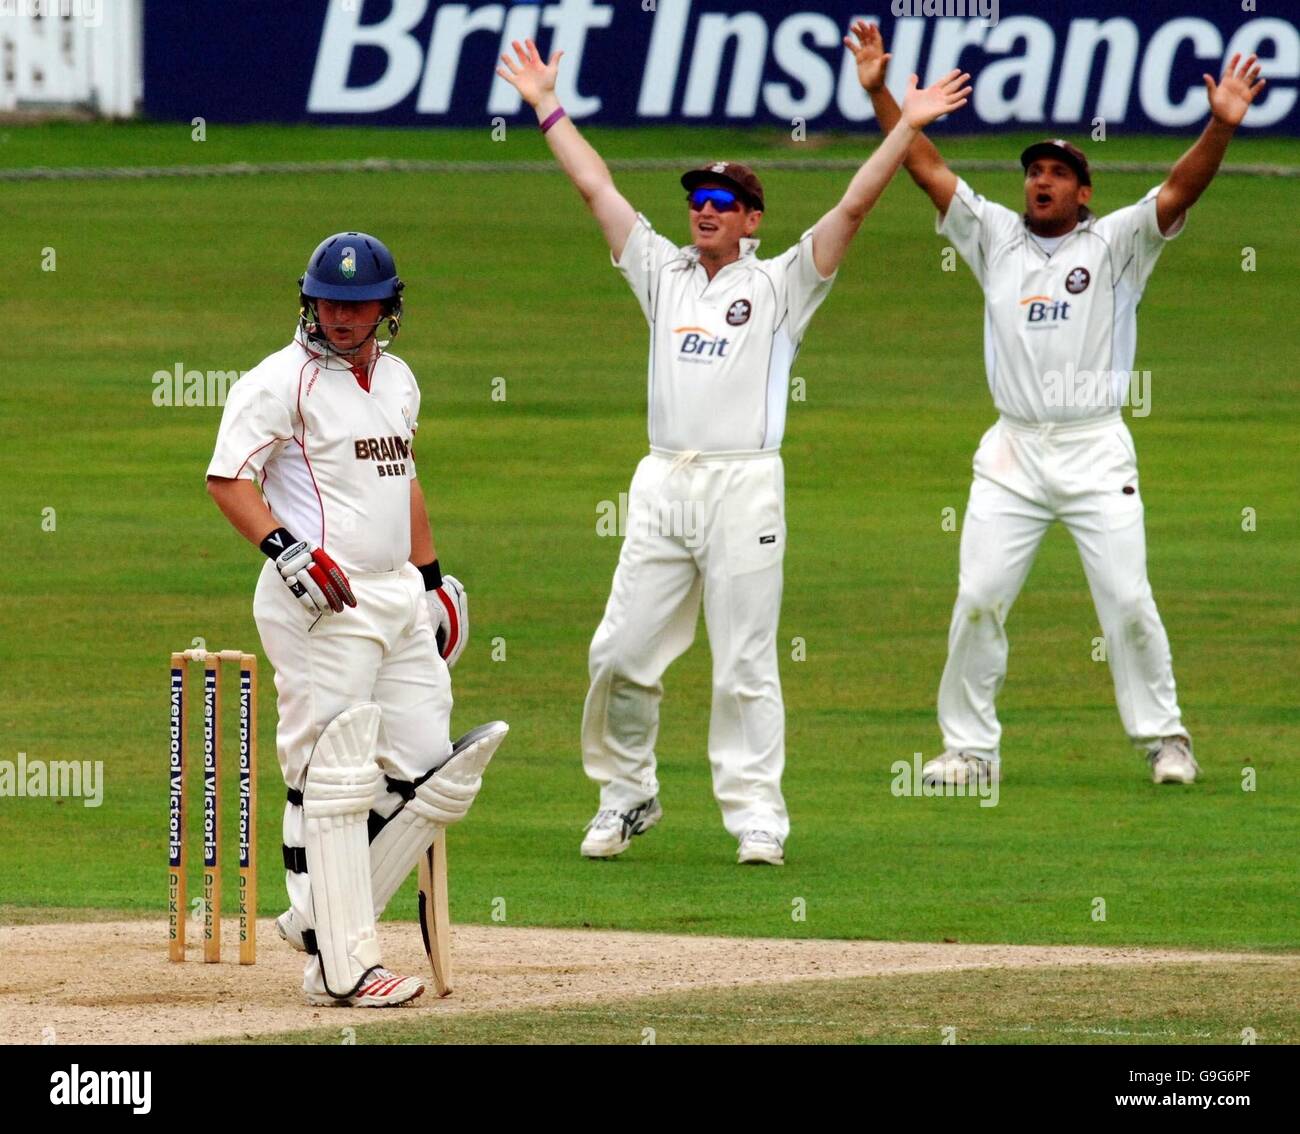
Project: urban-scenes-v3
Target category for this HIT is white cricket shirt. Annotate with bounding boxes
[207,330,420,574]
[615,214,836,452]
[940,179,1183,423]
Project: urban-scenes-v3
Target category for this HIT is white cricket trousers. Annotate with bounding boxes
[582,448,789,839]
[252,559,452,985]
[938,415,1186,759]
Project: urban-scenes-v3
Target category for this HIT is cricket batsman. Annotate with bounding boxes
[206,232,507,1005]
[848,22,1267,786]
[498,39,970,864]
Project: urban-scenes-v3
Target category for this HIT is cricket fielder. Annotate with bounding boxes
[498,39,970,863]
[849,22,1267,786]
[206,232,507,1005]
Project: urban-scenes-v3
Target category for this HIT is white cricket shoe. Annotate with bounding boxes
[737,830,784,866]
[276,909,307,953]
[1148,736,1199,784]
[580,798,662,859]
[922,750,1000,786]
[305,967,425,1008]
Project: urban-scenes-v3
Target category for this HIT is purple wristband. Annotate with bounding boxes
[539,106,566,134]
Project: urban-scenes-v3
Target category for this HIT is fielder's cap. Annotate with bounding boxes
[1020,139,1091,186]
[681,161,766,211]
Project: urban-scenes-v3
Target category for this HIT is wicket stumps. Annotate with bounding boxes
[169,649,258,964]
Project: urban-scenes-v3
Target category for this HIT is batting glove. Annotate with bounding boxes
[261,528,356,616]
[419,561,468,668]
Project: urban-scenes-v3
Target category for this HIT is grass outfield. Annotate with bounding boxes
[228,961,1300,1046]
[0,125,1296,952]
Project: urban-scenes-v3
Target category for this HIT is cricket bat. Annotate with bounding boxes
[417,830,452,996]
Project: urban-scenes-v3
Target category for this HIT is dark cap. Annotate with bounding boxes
[1020,139,1091,186]
[681,161,765,211]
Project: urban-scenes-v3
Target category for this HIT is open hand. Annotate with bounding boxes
[1205,52,1265,127]
[901,70,972,130]
[496,38,564,109]
[844,20,890,93]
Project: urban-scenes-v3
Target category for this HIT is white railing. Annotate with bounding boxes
[0,0,140,117]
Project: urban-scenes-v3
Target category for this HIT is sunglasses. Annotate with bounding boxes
[687,187,742,213]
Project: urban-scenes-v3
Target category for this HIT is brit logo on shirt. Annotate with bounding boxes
[1065,266,1091,294]
[726,299,752,326]
[1021,295,1071,324]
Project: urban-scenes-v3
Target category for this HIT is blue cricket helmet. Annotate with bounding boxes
[300,231,402,300]
[298,231,404,349]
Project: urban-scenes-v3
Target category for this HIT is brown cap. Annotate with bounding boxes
[1020,139,1091,186]
[681,161,765,211]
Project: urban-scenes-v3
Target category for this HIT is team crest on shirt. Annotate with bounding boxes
[340,247,357,279]
[1065,266,1090,294]
[726,299,752,326]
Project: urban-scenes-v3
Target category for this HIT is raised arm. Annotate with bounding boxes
[1156,53,1265,235]
[497,39,637,259]
[811,69,970,276]
[846,20,959,217]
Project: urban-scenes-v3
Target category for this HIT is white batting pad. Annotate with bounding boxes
[303,703,386,996]
[370,720,508,917]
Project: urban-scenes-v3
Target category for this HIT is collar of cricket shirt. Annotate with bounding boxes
[685,236,761,262]
[684,237,761,285]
